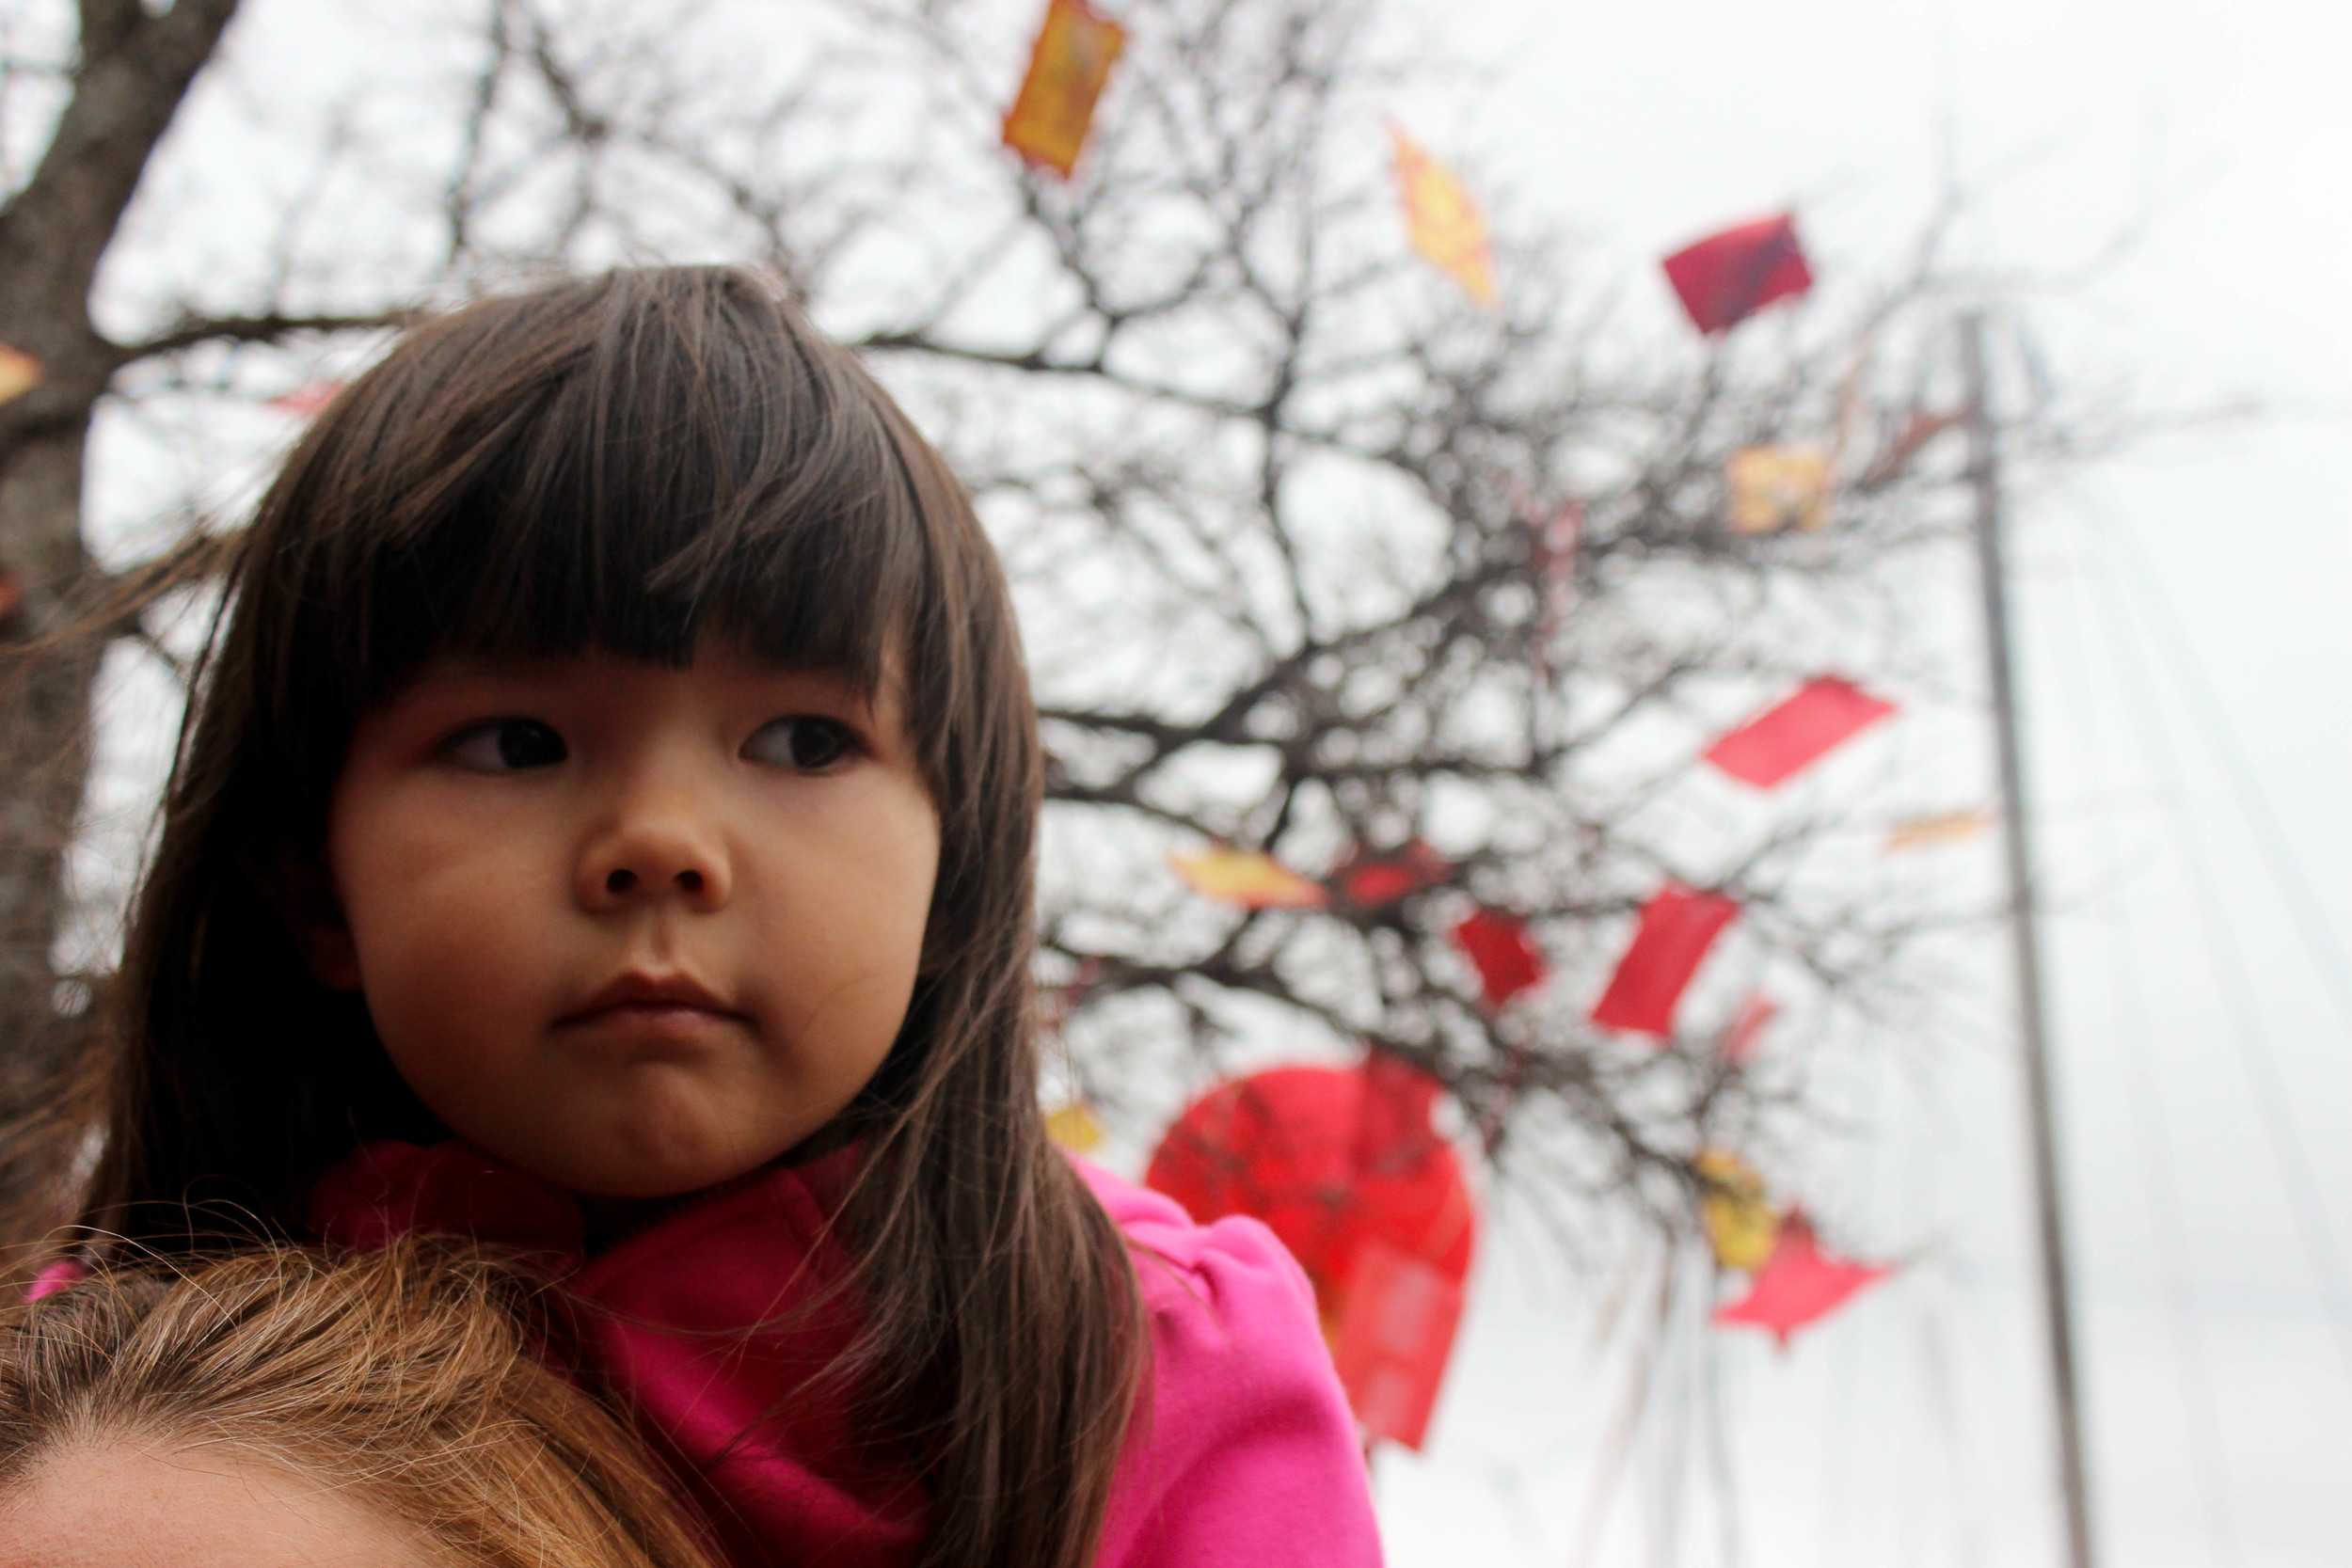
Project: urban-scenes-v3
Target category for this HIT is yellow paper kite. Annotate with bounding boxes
[1726,447,1831,534]
[1168,847,1329,911]
[1885,808,1994,852]
[1001,0,1126,180]
[1696,1148,1782,1272]
[1046,1101,1105,1153]
[0,343,43,408]
[1390,124,1498,309]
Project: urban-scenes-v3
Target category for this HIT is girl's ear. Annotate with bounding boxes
[270,853,362,991]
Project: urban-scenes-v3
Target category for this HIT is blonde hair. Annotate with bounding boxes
[0,1240,723,1568]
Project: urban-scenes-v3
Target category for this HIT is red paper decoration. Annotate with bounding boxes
[1661,213,1814,335]
[268,381,343,418]
[1327,1239,1465,1449]
[1451,907,1549,1010]
[1145,1057,1477,1447]
[1703,676,1898,788]
[1723,992,1778,1064]
[1712,1211,1891,1346]
[1590,883,1740,1037]
[1336,840,1453,908]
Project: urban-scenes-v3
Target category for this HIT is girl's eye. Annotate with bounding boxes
[444,719,567,772]
[745,716,859,772]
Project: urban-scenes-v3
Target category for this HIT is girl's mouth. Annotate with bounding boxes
[560,971,739,1025]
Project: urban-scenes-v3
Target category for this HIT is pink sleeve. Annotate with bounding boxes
[1083,1166,1386,1567]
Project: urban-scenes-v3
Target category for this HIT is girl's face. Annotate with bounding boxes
[312,641,940,1198]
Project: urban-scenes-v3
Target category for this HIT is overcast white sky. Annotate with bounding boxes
[1367,3,2352,1564]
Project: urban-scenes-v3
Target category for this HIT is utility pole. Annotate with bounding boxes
[1962,311,2096,1568]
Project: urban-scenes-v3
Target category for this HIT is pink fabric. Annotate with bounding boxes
[309,1140,1382,1567]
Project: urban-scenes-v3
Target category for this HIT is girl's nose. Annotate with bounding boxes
[576,802,732,913]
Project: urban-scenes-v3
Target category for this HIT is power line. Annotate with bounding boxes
[2108,526,2352,1048]
[2049,518,2244,1567]
[2079,514,2352,1387]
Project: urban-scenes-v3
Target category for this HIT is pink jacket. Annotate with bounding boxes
[305,1140,1385,1567]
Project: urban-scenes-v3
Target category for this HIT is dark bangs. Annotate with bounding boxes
[249,268,933,794]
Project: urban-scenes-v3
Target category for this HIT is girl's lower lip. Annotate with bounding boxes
[563,1004,740,1047]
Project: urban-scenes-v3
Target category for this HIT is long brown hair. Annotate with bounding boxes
[0,1240,724,1568]
[34,266,1143,1568]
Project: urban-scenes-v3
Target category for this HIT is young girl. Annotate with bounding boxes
[21,267,1383,1568]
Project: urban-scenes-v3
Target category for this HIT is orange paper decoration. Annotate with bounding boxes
[1695,1148,1780,1273]
[1389,124,1498,309]
[1168,847,1328,910]
[1712,1211,1891,1345]
[1885,808,1994,851]
[1001,0,1126,179]
[0,343,43,407]
[1045,1101,1105,1153]
[1727,447,1831,534]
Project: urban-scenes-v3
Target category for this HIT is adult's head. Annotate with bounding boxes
[0,1240,722,1568]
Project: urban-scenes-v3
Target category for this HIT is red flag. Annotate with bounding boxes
[1661,213,1813,335]
[1000,0,1127,179]
[1723,992,1777,1064]
[1703,676,1898,788]
[1328,1239,1466,1450]
[1590,883,1740,1037]
[1452,907,1549,1010]
[1712,1211,1891,1345]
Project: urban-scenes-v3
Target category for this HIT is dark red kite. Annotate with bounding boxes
[1590,883,1740,1037]
[1661,213,1814,335]
[1704,676,1898,788]
[1452,907,1549,1010]
[1712,1210,1891,1346]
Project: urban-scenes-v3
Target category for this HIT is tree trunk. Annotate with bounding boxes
[0,0,243,1204]
[0,426,96,1141]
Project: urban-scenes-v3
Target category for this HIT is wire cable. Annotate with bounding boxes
[2051,514,2245,1566]
[2081,514,2352,1386]
[2108,526,2352,1049]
